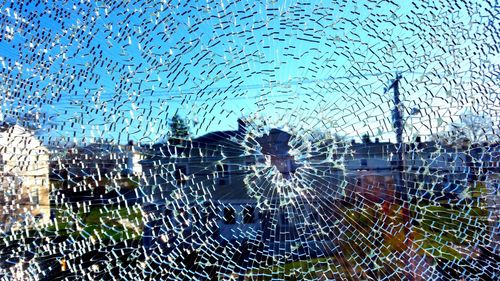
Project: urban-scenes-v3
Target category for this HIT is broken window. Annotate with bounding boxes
[0,0,497,280]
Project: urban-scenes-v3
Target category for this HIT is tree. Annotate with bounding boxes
[452,110,494,144]
[361,133,372,144]
[169,114,190,140]
[435,108,496,147]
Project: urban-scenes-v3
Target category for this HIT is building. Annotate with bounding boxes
[343,137,471,202]
[141,120,349,256]
[50,141,145,206]
[140,119,259,247]
[0,124,50,230]
[140,123,474,252]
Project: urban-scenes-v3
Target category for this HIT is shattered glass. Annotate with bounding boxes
[0,0,498,280]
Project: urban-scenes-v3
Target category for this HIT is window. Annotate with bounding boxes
[202,202,216,223]
[361,159,367,166]
[163,209,175,228]
[34,214,43,223]
[216,164,230,185]
[243,206,255,224]
[174,165,187,184]
[223,207,236,224]
[31,188,39,205]
[245,161,254,172]
[176,208,189,227]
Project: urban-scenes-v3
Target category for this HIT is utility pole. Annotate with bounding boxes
[385,72,413,280]
[385,72,405,200]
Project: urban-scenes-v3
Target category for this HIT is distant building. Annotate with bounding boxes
[140,123,476,250]
[124,143,144,176]
[404,140,469,199]
[0,124,50,230]
[343,138,471,201]
[140,119,260,247]
[52,142,144,180]
[140,120,346,253]
[49,141,145,205]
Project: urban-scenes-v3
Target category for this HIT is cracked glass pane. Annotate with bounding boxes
[0,0,498,280]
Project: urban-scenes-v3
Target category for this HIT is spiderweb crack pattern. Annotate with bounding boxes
[0,0,498,280]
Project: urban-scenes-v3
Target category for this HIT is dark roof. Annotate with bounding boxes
[142,126,251,163]
[350,142,397,156]
[0,122,13,133]
[194,130,242,144]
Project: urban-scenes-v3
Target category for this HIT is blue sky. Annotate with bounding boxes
[0,0,498,145]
